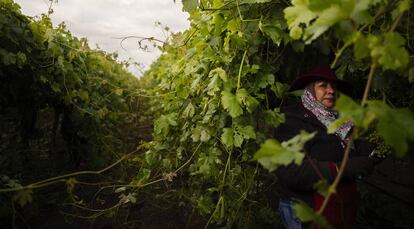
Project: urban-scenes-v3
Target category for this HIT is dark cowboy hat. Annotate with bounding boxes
[290,65,352,95]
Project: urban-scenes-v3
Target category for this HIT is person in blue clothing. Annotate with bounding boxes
[275,65,376,229]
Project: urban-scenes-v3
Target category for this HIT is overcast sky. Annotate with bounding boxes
[14,0,190,76]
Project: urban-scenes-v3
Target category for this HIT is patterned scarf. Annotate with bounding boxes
[301,88,353,145]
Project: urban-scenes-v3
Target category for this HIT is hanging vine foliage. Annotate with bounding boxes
[141,0,414,227]
[0,0,151,218]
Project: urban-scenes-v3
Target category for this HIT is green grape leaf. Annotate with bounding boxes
[209,67,228,82]
[114,88,123,96]
[376,121,407,156]
[227,18,241,33]
[259,19,284,45]
[308,0,340,11]
[313,179,329,197]
[182,0,199,13]
[200,129,211,142]
[191,126,202,142]
[221,125,256,148]
[193,153,212,177]
[78,89,89,102]
[135,168,151,185]
[191,126,211,142]
[238,125,256,140]
[379,32,409,70]
[236,88,249,104]
[144,150,157,166]
[162,158,172,170]
[264,108,285,128]
[119,193,137,204]
[329,94,375,135]
[271,82,290,98]
[367,101,414,156]
[281,130,316,152]
[304,5,348,43]
[254,131,315,172]
[391,0,412,20]
[257,73,275,88]
[240,0,272,4]
[154,113,178,135]
[236,88,259,113]
[222,91,243,118]
[207,75,221,96]
[245,96,259,113]
[254,139,287,171]
[221,128,234,148]
[13,189,33,207]
[293,201,334,229]
[234,132,244,147]
[284,1,317,40]
[368,33,409,70]
[293,201,315,222]
[349,0,378,24]
[183,102,195,118]
[353,32,370,60]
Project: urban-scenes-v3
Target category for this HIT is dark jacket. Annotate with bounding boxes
[274,103,373,227]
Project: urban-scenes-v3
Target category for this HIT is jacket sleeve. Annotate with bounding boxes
[276,160,335,191]
[274,114,336,191]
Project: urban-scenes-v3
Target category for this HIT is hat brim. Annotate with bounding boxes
[289,75,352,95]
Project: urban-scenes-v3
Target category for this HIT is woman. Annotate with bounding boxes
[275,65,375,229]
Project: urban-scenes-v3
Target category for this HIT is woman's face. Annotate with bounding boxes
[314,81,336,108]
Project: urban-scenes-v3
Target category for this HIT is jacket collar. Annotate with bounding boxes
[297,103,327,130]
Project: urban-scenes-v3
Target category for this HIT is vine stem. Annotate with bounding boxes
[205,147,234,229]
[113,36,167,51]
[235,0,260,22]
[361,63,377,105]
[236,0,243,21]
[331,39,353,69]
[390,13,403,33]
[0,145,144,193]
[237,50,248,90]
[316,137,353,216]
[90,178,166,204]
[316,62,377,217]
[174,142,202,173]
[222,149,233,185]
[199,0,234,11]
[203,136,235,229]
[204,196,224,229]
[66,201,123,213]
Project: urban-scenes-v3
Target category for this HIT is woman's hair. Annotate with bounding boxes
[305,82,315,96]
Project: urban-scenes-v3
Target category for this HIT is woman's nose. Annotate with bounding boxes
[326,84,335,94]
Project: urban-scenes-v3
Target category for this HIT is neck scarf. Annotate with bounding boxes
[301,88,353,143]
